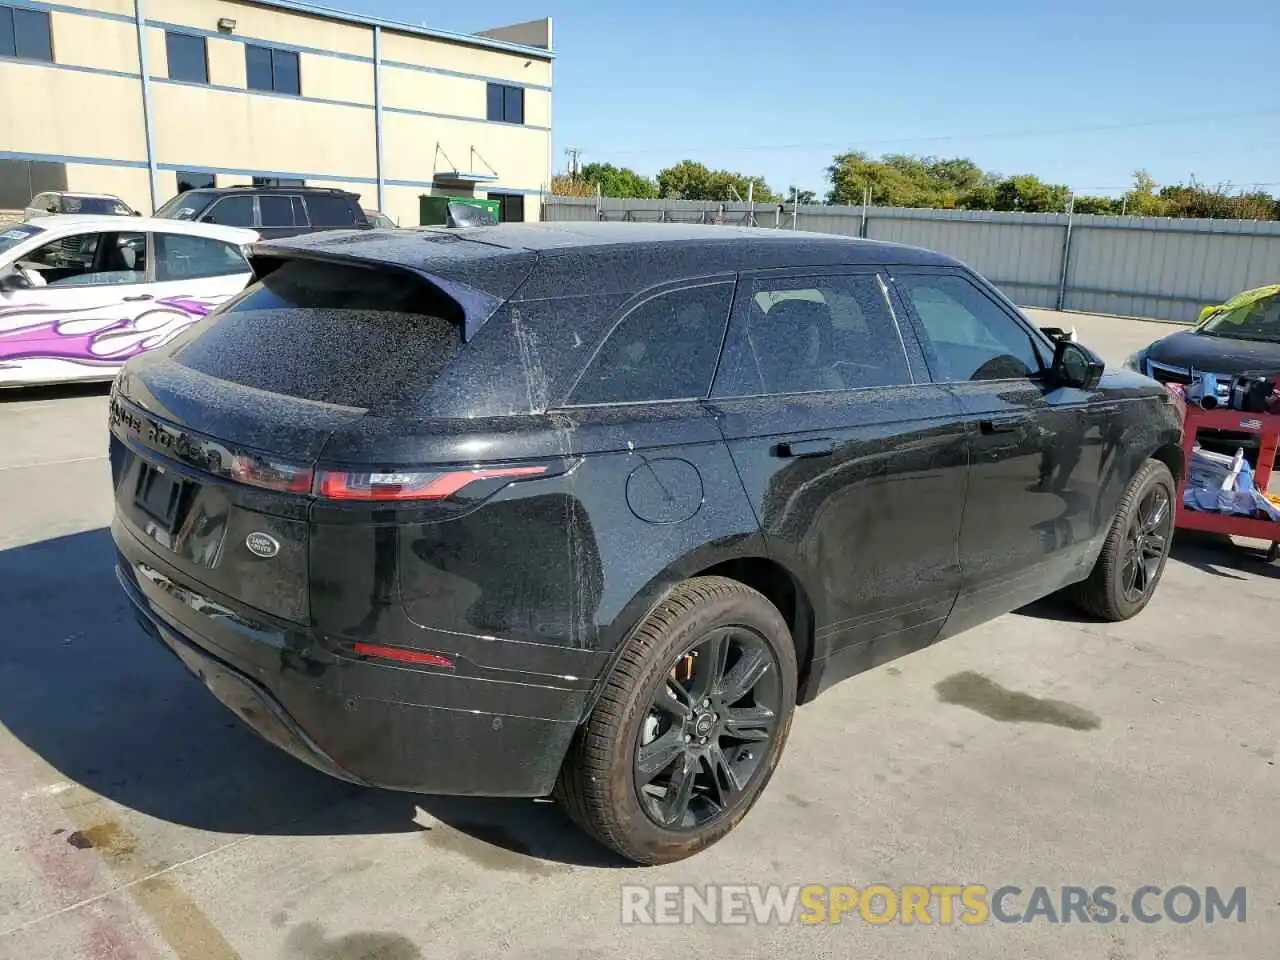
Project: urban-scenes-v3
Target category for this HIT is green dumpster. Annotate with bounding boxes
[419,196,500,226]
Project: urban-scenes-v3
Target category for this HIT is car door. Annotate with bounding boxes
[147,231,254,317]
[888,267,1110,637]
[710,267,969,693]
[0,227,164,384]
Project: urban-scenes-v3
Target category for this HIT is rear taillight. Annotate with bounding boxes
[230,453,314,493]
[314,465,548,502]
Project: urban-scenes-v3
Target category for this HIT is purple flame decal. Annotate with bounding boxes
[0,295,217,367]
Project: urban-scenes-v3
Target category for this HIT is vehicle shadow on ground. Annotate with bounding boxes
[0,382,112,404]
[0,528,627,868]
[1168,529,1280,581]
[1016,529,1280,623]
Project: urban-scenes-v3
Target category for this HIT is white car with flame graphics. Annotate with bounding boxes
[0,215,257,387]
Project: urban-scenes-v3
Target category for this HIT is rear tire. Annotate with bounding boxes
[555,576,797,865]
[1071,459,1176,621]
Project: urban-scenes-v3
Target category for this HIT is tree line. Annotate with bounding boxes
[552,156,1280,220]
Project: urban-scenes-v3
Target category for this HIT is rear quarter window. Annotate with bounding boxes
[175,259,463,410]
[567,282,734,405]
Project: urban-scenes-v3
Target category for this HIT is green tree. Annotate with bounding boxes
[578,162,657,199]
[1124,169,1164,216]
[657,160,777,202]
[550,173,595,197]
[789,187,817,204]
[827,152,991,208]
[827,152,937,207]
[1072,195,1120,215]
[958,184,999,210]
[926,157,988,194]
[992,174,1070,213]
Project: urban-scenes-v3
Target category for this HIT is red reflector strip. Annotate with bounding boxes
[352,642,454,668]
[316,465,547,501]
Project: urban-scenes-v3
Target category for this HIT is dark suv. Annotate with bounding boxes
[153,186,371,239]
[109,223,1183,864]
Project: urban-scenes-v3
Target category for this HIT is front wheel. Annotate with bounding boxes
[1071,459,1176,621]
[554,577,797,865]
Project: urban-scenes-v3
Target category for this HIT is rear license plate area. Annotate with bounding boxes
[134,463,187,531]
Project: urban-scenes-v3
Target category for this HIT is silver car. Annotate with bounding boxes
[24,192,137,221]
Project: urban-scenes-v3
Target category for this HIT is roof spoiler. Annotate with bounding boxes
[244,245,504,342]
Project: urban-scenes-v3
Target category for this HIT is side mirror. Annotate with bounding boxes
[1050,339,1105,390]
[0,271,32,292]
[46,204,58,214]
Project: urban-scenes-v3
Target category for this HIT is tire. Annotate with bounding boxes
[1071,459,1176,621]
[554,576,797,865]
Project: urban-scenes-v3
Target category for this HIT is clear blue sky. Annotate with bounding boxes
[353,0,1278,198]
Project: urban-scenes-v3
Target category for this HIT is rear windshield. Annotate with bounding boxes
[175,259,463,410]
[64,197,131,215]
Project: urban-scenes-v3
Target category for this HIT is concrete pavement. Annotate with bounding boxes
[1,313,1276,960]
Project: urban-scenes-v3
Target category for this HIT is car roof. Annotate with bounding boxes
[263,220,958,264]
[38,191,124,200]
[192,186,357,196]
[257,221,960,289]
[20,215,258,243]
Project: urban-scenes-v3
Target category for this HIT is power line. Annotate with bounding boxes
[586,107,1280,158]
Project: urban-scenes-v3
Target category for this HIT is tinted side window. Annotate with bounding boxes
[714,273,912,397]
[304,195,360,227]
[155,233,249,280]
[204,196,254,227]
[895,273,1044,382]
[567,282,733,405]
[259,195,302,227]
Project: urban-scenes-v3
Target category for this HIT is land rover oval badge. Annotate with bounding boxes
[245,532,280,558]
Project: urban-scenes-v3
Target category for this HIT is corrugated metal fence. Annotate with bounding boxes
[543,196,1280,323]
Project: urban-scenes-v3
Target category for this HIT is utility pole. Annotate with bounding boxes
[564,147,582,179]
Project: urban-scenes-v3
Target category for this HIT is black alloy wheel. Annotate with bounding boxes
[1121,483,1172,603]
[1072,458,1176,621]
[633,626,782,830]
[555,576,797,865]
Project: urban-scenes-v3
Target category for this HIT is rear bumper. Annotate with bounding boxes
[113,518,584,797]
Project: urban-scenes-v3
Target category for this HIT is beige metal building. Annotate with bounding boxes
[0,0,553,225]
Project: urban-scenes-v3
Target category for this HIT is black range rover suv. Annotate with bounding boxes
[109,223,1183,864]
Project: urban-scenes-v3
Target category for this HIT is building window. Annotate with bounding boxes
[165,32,208,84]
[489,192,525,223]
[0,5,54,63]
[486,83,524,124]
[0,158,66,209]
[251,177,305,187]
[246,44,300,95]
[176,171,216,193]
